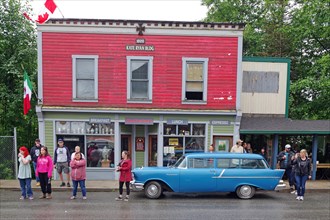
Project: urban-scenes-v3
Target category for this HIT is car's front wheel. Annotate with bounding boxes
[145,181,162,199]
[236,185,255,199]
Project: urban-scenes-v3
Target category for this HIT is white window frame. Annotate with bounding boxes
[72,55,98,102]
[127,56,153,103]
[182,57,208,104]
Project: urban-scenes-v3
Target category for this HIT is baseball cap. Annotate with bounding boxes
[35,138,40,142]
[285,144,291,149]
[58,138,64,142]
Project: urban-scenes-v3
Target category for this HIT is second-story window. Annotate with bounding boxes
[72,55,98,101]
[182,58,208,103]
[127,56,153,102]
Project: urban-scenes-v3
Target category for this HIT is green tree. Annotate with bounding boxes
[202,0,330,119]
[0,0,38,147]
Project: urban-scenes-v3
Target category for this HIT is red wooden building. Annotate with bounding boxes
[36,19,245,179]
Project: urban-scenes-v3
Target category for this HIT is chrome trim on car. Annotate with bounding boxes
[274,180,286,191]
[130,180,144,191]
[213,169,226,178]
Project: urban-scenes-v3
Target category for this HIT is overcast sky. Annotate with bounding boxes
[30,0,208,21]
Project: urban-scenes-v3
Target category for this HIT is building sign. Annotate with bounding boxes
[210,120,231,126]
[136,137,145,151]
[167,119,188,125]
[89,118,111,124]
[136,38,145,44]
[169,138,179,146]
[63,137,80,142]
[126,45,155,51]
[125,118,154,125]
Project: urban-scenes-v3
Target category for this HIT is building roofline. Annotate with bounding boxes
[38,18,245,31]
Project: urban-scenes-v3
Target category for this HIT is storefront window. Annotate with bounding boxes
[55,121,115,168]
[163,123,205,166]
[86,136,114,168]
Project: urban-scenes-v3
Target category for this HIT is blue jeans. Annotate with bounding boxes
[72,180,86,197]
[19,178,33,198]
[285,168,294,187]
[295,175,308,196]
[32,161,40,182]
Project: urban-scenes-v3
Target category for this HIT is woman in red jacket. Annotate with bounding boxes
[115,151,132,202]
[70,152,87,200]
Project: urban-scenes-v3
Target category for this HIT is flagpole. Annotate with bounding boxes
[57,6,65,18]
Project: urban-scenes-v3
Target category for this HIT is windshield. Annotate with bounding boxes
[173,156,186,168]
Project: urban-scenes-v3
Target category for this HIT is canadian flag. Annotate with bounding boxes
[23,0,58,24]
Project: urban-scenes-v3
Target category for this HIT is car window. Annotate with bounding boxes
[216,159,232,168]
[188,158,214,168]
[216,158,267,169]
[241,159,267,169]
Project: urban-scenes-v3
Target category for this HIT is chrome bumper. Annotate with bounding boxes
[130,180,144,191]
[275,180,286,191]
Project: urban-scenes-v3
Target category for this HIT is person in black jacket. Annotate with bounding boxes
[291,149,312,201]
[277,144,295,191]
[30,138,43,186]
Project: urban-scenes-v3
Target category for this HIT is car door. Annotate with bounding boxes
[179,157,217,193]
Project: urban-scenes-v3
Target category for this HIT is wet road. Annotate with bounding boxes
[0,189,329,220]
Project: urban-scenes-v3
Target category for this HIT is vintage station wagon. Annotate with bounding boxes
[131,153,286,199]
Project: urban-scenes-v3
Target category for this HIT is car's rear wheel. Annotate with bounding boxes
[236,185,255,199]
[145,181,162,199]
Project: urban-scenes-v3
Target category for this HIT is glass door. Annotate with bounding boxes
[148,135,157,166]
[121,135,132,155]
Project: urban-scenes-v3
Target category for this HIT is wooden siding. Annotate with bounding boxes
[241,61,288,115]
[212,125,234,134]
[44,120,54,156]
[42,33,238,110]
[135,151,144,167]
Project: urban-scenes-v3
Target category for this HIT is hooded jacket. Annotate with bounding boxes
[36,155,53,178]
[70,159,86,181]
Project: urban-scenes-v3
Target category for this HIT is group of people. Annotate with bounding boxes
[229,139,312,201]
[230,139,254,154]
[277,144,312,201]
[18,138,132,202]
[18,138,87,200]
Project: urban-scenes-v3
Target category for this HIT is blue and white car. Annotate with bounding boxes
[131,153,285,199]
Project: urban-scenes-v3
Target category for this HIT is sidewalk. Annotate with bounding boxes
[0,179,329,192]
[0,180,119,192]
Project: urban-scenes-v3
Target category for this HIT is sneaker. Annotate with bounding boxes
[60,182,65,187]
[70,196,76,200]
[19,196,25,200]
[296,196,300,200]
[28,196,34,200]
[39,194,46,199]
[82,196,87,200]
[300,196,304,201]
[36,182,40,186]
[290,190,296,194]
[67,182,71,187]
[115,196,123,201]
[124,196,129,202]
[46,194,52,199]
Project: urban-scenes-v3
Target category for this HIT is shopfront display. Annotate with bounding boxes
[163,123,205,166]
[55,120,115,168]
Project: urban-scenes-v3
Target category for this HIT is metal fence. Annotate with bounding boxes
[0,128,17,179]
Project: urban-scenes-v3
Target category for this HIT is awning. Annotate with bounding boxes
[240,117,330,135]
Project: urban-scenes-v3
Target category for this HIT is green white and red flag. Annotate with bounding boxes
[23,71,33,115]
